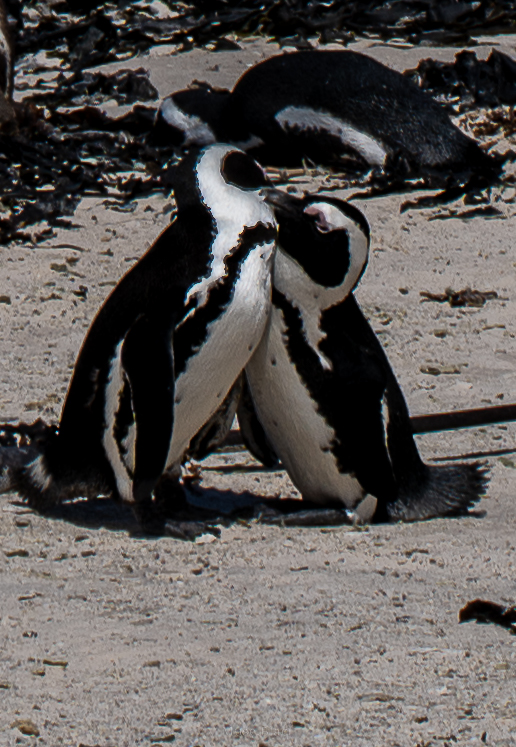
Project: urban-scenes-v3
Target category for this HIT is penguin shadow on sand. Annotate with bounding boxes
[5,453,485,541]
[5,464,334,540]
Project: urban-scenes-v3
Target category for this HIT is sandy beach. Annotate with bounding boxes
[1,32,516,747]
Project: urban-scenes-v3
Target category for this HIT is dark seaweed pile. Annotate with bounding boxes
[1,1,516,244]
[407,48,516,110]
[0,91,177,243]
[9,1,516,59]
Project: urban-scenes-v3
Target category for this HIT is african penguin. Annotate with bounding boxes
[156,50,499,178]
[3,144,278,535]
[242,191,489,522]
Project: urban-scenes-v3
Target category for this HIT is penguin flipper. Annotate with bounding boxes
[187,375,244,461]
[333,297,490,521]
[120,316,174,510]
[237,372,280,469]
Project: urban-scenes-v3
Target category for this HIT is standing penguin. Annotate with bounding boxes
[156,50,500,179]
[242,192,489,522]
[1,144,278,536]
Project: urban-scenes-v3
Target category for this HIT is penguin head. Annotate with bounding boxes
[153,84,231,147]
[172,144,276,231]
[267,191,370,293]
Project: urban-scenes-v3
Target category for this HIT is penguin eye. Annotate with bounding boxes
[304,204,333,233]
[221,151,269,190]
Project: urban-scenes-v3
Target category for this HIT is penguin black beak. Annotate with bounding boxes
[262,187,301,217]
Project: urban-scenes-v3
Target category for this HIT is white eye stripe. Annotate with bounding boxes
[304,201,364,235]
[304,204,332,233]
[160,97,216,146]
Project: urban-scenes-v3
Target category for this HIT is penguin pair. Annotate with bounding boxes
[155,50,500,179]
[0,144,488,533]
[0,144,279,537]
[233,191,489,523]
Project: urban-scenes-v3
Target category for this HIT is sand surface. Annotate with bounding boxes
[1,36,516,747]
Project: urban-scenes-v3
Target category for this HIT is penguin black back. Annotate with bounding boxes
[228,50,499,176]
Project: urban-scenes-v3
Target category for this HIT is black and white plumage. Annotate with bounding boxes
[154,84,233,148]
[241,192,489,522]
[156,50,500,178]
[0,144,278,533]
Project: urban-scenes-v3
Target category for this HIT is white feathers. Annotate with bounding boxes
[27,454,52,492]
[246,307,366,508]
[168,243,274,469]
[102,341,134,503]
[160,97,217,146]
[275,106,387,167]
[102,145,276,500]
[272,201,369,372]
[274,249,333,371]
[304,202,369,299]
[185,145,275,309]
[170,146,277,465]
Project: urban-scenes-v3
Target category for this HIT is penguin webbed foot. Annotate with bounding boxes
[133,475,222,541]
[136,515,221,541]
[254,498,352,527]
[384,460,490,523]
[135,505,222,541]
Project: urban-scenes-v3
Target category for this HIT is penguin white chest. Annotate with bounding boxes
[167,239,275,467]
[246,304,366,509]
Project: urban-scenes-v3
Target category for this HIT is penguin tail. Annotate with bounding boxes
[386,460,490,523]
[0,420,60,506]
[0,419,99,510]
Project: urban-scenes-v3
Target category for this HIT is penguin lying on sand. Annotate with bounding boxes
[239,192,489,523]
[0,144,278,538]
[156,50,500,179]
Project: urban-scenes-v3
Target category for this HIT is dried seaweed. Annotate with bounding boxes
[0,78,176,243]
[406,49,516,112]
[11,1,516,61]
[1,2,516,243]
[420,286,498,307]
[427,204,504,220]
